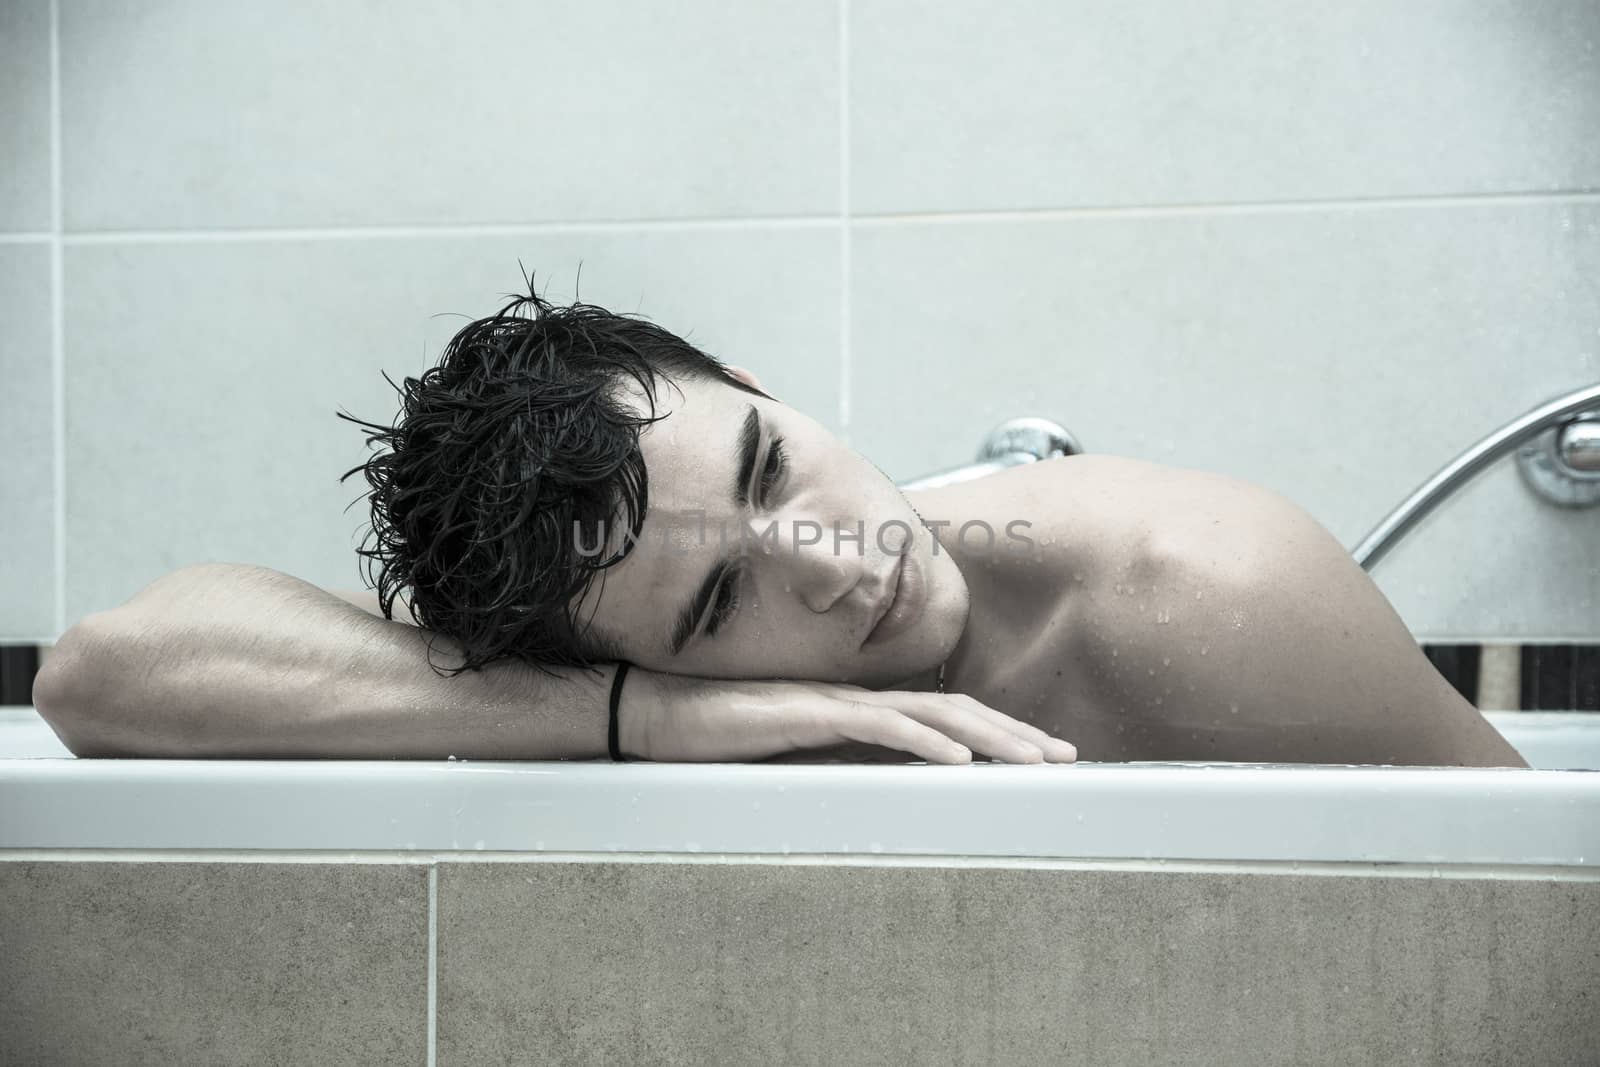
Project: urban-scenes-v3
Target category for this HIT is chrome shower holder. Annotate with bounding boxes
[1516,413,1600,508]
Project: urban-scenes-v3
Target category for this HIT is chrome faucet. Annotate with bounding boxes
[897,417,1083,491]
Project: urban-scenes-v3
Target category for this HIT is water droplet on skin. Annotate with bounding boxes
[1200,646,1209,656]
[1111,648,1118,657]
[1147,668,1155,675]
[1162,657,1171,667]
[1229,703,1239,715]
[1195,590,1203,600]
[1154,697,1162,704]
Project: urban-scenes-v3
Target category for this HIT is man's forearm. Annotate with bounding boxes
[32,563,644,760]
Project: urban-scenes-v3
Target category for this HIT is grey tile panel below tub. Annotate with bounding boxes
[0,861,429,1066]
[436,860,1600,1067]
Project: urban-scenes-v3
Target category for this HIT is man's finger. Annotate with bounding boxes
[832,703,972,764]
[894,697,1047,763]
[947,695,1078,761]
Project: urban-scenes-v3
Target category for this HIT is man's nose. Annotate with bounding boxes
[748,515,867,613]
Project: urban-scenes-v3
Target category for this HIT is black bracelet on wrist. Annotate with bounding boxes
[608,661,632,762]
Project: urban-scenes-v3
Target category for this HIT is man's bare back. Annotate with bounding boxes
[908,454,1526,766]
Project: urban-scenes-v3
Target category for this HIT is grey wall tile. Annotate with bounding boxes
[0,0,51,231]
[0,860,428,1066]
[437,861,1600,1066]
[852,201,1600,638]
[62,228,839,624]
[852,0,1600,214]
[60,0,838,231]
[0,244,55,641]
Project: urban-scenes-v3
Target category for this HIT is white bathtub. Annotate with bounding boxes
[2,708,1596,867]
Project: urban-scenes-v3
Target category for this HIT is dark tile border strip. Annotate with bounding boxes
[3,643,1599,711]
[1422,644,1481,706]
[1520,643,1600,712]
[0,646,40,707]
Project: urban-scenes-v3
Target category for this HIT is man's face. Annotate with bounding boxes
[572,373,970,687]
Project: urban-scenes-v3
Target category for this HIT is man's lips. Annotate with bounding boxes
[863,552,906,644]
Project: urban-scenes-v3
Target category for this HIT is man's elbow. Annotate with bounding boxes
[32,612,133,758]
[1154,487,1528,768]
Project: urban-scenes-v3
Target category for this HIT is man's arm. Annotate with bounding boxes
[31,563,642,760]
[32,563,1073,763]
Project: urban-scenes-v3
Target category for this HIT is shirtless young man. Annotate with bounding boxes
[32,287,1526,768]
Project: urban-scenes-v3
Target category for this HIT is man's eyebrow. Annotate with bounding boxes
[666,404,761,657]
[667,556,733,657]
[733,403,761,507]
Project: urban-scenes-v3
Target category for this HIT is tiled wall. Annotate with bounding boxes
[2,857,1597,1065]
[2,1,1597,645]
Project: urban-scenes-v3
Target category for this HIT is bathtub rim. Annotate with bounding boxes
[2,706,1596,868]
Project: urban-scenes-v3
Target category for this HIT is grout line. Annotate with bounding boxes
[1432,637,1600,645]
[427,863,438,1067]
[61,215,840,244]
[48,0,64,640]
[838,0,851,442]
[0,233,51,244]
[853,189,1600,226]
[50,190,1600,247]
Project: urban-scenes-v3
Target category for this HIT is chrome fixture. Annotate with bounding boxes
[1353,382,1600,572]
[1518,410,1600,508]
[898,417,1082,492]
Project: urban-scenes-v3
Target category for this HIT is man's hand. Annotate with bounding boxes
[620,668,1078,765]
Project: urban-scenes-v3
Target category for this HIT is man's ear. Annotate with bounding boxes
[725,365,772,398]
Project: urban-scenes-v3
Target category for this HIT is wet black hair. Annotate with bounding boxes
[337,272,770,678]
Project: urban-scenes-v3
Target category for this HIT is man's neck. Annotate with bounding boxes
[886,662,945,693]
[930,522,986,698]
[901,484,1031,701]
